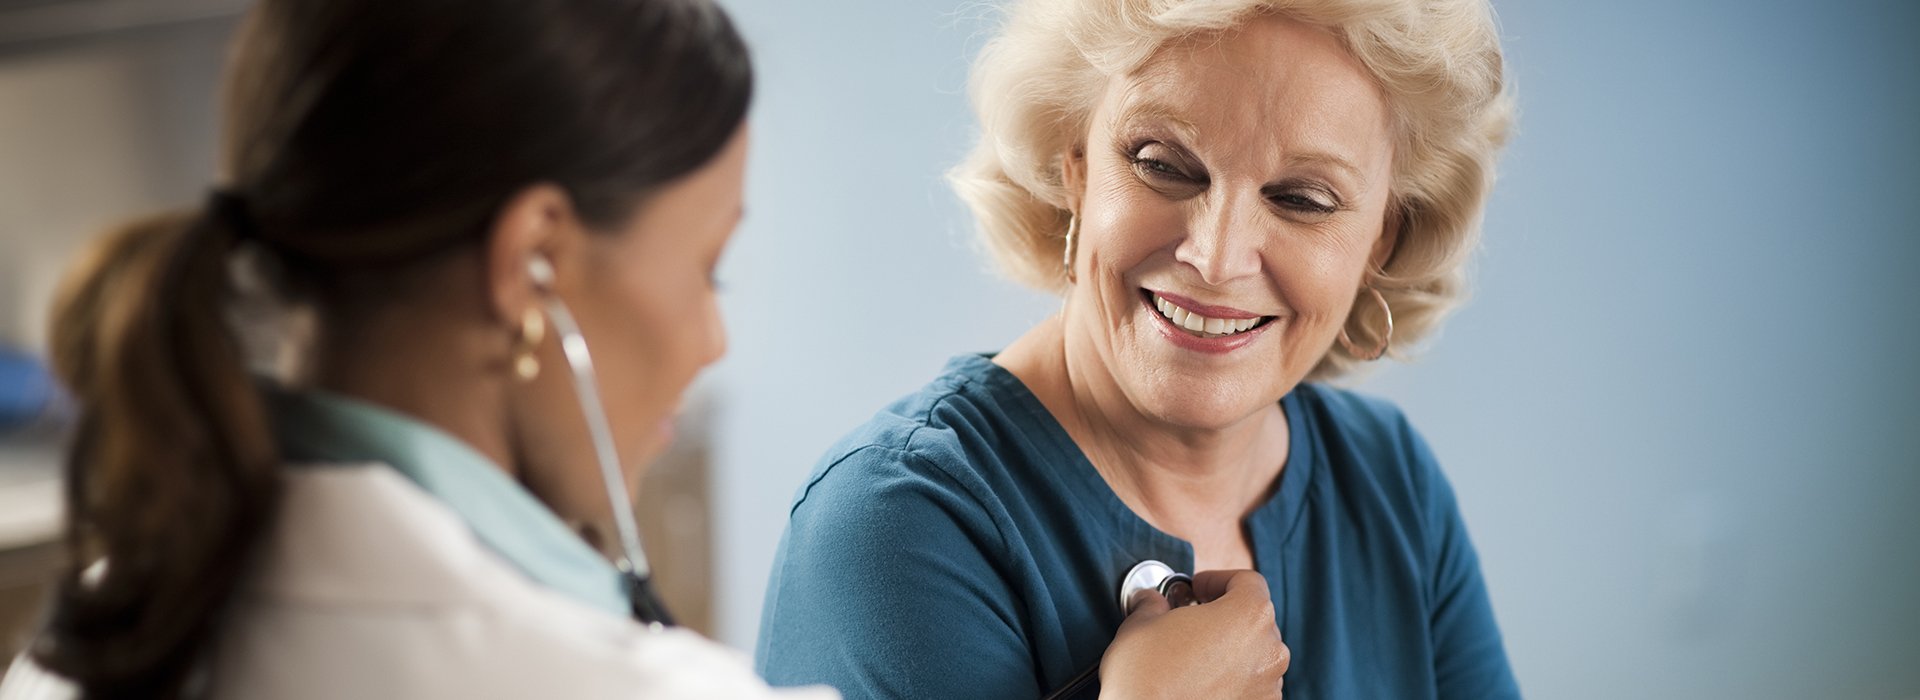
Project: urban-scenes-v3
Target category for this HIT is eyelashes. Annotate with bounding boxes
[1265,187,1339,215]
[1132,155,1191,180]
[1127,141,1203,187]
[1124,139,1346,218]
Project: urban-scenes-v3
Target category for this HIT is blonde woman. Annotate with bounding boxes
[757,0,1518,697]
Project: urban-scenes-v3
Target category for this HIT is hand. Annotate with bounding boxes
[1097,569,1290,699]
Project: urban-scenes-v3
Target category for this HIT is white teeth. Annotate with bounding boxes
[1152,293,1266,338]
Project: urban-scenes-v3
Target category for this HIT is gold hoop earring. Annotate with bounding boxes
[1062,212,1080,285]
[512,307,546,381]
[1338,287,1393,361]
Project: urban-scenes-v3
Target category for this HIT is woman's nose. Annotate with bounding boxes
[1173,194,1264,286]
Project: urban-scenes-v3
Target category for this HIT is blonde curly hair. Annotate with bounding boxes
[951,0,1514,380]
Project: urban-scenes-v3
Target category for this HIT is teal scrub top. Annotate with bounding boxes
[270,389,632,617]
[756,354,1520,699]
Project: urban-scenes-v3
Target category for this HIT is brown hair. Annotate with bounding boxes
[37,0,753,696]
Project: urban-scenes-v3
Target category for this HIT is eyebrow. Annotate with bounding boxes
[1283,151,1367,186]
[1112,96,1201,142]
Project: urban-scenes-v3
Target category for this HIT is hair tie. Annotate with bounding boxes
[206,188,258,242]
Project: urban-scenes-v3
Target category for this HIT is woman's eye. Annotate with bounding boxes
[1273,192,1336,213]
[1128,142,1200,183]
[1136,157,1184,178]
[1265,183,1343,217]
[1132,156,1192,183]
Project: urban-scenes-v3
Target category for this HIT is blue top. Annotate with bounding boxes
[270,389,633,617]
[756,354,1519,699]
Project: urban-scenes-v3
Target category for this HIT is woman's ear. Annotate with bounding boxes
[1059,143,1088,212]
[1370,200,1406,274]
[485,184,574,325]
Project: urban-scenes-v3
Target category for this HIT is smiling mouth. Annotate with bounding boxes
[1143,289,1276,339]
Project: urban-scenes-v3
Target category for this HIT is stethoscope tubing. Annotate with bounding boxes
[532,255,675,627]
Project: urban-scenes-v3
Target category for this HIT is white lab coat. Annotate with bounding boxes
[0,464,836,699]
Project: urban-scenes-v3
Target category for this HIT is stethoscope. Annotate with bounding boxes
[529,255,676,628]
[1041,560,1197,700]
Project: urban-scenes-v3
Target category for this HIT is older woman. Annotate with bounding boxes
[757,0,1516,698]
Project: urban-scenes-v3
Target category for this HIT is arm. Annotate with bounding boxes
[756,447,1038,699]
[1404,422,1523,699]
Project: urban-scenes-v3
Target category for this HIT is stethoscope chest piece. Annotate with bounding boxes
[1044,560,1201,700]
[1119,559,1195,613]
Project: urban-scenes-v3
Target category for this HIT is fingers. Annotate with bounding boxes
[1273,641,1293,697]
[1124,588,1170,617]
[1189,569,1270,604]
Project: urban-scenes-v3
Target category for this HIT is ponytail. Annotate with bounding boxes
[36,201,283,699]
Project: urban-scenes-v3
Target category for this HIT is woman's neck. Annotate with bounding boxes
[996,316,1289,570]
[306,302,517,479]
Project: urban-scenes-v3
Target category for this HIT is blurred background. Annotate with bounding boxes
[0,0,1914,697]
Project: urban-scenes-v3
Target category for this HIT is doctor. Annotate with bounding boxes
[0,0,1284,698]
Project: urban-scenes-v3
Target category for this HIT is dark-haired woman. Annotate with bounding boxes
[0,0,838,696]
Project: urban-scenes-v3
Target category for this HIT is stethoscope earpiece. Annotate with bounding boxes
[527,253,556,290]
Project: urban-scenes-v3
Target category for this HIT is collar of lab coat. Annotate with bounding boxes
[267,388,632,618]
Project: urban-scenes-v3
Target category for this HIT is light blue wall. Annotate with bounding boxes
[1367,0,1920,697]
[706,0,1058,648]
[711,0,1920,698]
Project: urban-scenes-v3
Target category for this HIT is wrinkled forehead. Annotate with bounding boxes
[1097,16,1395,177]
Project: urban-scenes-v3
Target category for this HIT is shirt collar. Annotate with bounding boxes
[269,388,632,617]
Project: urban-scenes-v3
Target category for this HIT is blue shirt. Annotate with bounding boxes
[270,388,633,617]
[756,354,1519,699]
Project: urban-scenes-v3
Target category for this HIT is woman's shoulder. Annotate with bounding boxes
[798,355,1040,508]
[226,468,837,699]
[250,465,490,605]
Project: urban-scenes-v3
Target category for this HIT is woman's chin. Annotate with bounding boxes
[613,436,668,494]
[623,412,679,465]
[1127,381,1281,434]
